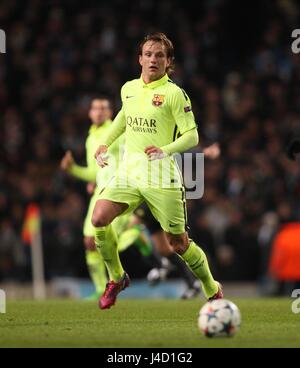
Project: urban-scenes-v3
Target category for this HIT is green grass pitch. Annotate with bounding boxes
[0,298,299,348]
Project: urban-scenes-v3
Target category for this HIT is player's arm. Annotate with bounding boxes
[160,89,225,157]
[161,128,198,155]
[69,164,97,183]
[95,84,128,167]
[95,109,126,167]
[145,128,198,160]
[60,151,97,183]
[203,142,221,160]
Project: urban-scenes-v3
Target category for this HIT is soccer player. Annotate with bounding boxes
[60,97,119,298]
[61,97,152,299]
[93,32,223,309]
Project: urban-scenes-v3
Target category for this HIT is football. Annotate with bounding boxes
[198,299,241,338]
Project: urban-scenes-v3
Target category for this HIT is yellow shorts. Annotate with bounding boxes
[99,183,188,235]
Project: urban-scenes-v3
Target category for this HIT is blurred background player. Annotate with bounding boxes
[268,201,300,295]
[61,97,154,299]
[266,129,300,295]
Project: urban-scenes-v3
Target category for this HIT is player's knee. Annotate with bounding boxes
[170,241,186,255]
[84,237,96,251]
[167,234,189,255]
[92,209,110,227]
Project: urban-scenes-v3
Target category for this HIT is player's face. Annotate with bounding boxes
[88,99,112,125]
[139,41,171,82]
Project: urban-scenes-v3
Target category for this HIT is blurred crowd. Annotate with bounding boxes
[1,0,300,289]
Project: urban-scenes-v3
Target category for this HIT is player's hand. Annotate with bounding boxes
[87,183,96,195]
[287,139,300,160]
[144,146,166,161]
[95,145,109,168]
[203,143,220,160]
[60,151,74,171]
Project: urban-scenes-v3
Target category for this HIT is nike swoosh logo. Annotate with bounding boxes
[126,95,135,99]
[169,224,178,228]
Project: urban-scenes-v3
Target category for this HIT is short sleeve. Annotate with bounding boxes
[169,87,197,135]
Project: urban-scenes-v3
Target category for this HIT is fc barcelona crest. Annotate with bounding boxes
[152,94,165,107]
